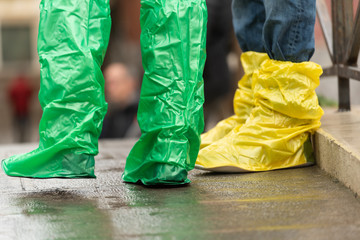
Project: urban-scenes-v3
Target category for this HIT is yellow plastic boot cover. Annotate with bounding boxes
[196,59,324,172]
[200,52,269,149]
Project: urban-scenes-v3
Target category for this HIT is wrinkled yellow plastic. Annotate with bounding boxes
[196,59,324,171]
[200,52,269,149]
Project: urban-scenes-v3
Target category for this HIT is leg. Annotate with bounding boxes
[232,0,266,53]
[2,0,111,178]
[199,0,268,149]
[263,0,316,62]
[122,0,208,185]
[197,0,323,172]
[203,0,232,106]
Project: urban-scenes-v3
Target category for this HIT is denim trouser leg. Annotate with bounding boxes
[232,0,266,53]
[232,0,316,62]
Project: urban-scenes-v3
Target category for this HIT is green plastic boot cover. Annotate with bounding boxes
[122,0,208,185]
[2,0,111,178]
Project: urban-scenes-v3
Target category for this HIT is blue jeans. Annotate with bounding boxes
[232,0,316,62]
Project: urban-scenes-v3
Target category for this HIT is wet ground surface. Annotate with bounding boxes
[1,140,360,240]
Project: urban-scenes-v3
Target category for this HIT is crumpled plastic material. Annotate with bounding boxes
[1,0,111,178]
[122,0,208,185]
[196,59,324,172]
[200,51,268,149]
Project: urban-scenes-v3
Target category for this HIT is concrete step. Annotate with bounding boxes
[315,106,360,196]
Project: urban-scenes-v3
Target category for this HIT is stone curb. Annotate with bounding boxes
[315,128,360,196]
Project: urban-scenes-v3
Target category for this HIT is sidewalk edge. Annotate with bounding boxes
[315,128,360,196]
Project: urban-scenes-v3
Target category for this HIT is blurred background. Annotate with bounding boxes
[0,0,358,144]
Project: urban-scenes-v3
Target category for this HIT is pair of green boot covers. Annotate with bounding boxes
[2,0,208,185]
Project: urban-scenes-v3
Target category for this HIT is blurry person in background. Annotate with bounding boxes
[100,63,140,139]
[8,74,33,143]
[203,0,235,129]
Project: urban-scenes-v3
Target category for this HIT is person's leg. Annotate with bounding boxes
[232,0,266,53]
[18,115,28,143]
[196,0,323,172]
[13,115,21,142]
[262,0,316,62]
[2,0,111,178]
[203,0,232,128]
[203,0,232,107]
[199,0,268,149]
[122,0,207,185]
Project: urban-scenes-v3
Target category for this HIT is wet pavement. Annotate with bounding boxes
[1,140,360,240]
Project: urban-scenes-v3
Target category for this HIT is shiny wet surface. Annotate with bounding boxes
[1,140,360,240]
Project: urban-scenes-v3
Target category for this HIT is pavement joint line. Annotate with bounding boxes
[206,224,328,233]
[198,194,329,204]
[116,224,329,237]
[94,185,112,209]
[19,178,25,191]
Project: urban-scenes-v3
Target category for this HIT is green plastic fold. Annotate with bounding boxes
[122,0,208,185]
[1,0,111,178]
